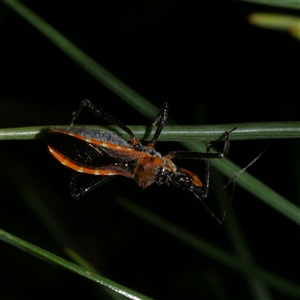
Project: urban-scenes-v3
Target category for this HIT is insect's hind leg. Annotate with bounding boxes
[203,141,212,197]
[167,128,236,161]
[199,129,237,224]
[190,140,224,225]
[70,171,113,199]
[220,127,236,158]
[71,99,141,147]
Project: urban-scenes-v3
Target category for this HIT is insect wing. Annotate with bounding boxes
[47,130,137,177]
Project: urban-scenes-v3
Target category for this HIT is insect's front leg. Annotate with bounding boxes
[147,102,170,149]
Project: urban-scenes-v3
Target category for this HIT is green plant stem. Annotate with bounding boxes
[119,198,300,299]
[1,122,300,141]
[0,228,153,300]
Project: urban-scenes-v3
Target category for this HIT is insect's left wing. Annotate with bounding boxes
[47,131,137,177]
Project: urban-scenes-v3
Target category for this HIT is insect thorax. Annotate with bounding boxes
[133,155,176,188]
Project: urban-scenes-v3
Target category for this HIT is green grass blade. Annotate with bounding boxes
[3,0,159,119]
[0,228,153,300]
[64,248,127,300]
[248,13,300,41]
[1,122,300,141]
[119,198,300,299]
[241,0,300,10]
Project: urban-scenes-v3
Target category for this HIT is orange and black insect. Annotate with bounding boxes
[47,100,257,224]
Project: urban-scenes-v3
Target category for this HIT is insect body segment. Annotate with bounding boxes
[47,100,235,224]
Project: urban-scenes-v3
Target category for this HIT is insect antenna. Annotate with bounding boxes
[213,145,268,223]
[218,145,268,191]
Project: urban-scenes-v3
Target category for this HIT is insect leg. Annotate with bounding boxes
[167,128,236,160]
[168,130,236,225]
[203,141,211,195]
[193,141,225,225]
[148,102,170,148]
[222,127,236,157]
[193,191,223,225]
[71,99,141,146]
[70,172,113,199]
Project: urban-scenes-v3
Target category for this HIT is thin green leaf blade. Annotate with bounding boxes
[119,199,300,298]
[0,228,153,300]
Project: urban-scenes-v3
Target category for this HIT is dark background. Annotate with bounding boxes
[0,1,299,299]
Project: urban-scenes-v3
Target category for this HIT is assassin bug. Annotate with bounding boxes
[47,100,261,224]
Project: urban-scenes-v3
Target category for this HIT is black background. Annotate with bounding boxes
[0,1,299,299]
